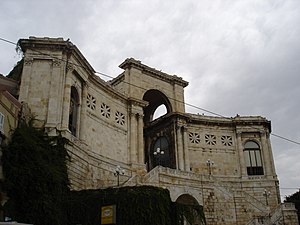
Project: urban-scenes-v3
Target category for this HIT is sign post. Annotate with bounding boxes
[101,205,116,225]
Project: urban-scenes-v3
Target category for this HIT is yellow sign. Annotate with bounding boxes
[101,205,116,224]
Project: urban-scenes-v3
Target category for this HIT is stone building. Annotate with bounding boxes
[4,37,298,224]
[0,75,22,220]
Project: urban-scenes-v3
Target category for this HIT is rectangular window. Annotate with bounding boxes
[0,112,4,133]
[247,166,264,176]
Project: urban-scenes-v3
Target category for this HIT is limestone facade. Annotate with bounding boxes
[0,89,21,142]
[0,87,21,174]
[14,37,298,225]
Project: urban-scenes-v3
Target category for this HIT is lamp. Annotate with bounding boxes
[206,159,214,175]
[114,165,125,186]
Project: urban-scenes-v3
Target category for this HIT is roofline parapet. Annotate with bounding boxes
[119,58,189,87]
[18,37,95,75]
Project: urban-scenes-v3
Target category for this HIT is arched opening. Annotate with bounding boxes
[151,136,171,169]
[153,104,167,120]
[143,89,176,171]
[69,86,79,136]
[143,89,172,124]
[176,194,205,225]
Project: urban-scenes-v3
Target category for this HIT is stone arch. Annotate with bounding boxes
[176,194,200,206]
[176,194,205,225]
[170,188,203,206]
[143,89,172,124]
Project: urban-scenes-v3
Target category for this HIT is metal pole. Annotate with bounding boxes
[114,166,124,187]
[206,159,214,175]
[117,173,120,186]
[263,189,270,206]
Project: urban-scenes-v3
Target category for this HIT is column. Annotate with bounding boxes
[182,126,190,171]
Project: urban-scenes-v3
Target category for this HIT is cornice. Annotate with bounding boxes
[145,112,271,132]
[18,37,95,75]
[109,72,125,86]
[0,90,22,109]
[187,113,271,132]
[88,74,128,102]
[127,97,149,108]
[119,58,189,87]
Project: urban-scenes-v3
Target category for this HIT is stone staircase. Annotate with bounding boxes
[67,145,298,225]
[142,167,300,225]
[246,202,298,225]
[139,166,282,224]
[242,190,268,213]
[142,166,160,184]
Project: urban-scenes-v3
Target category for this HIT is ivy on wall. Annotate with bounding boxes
[1,121,70,225]
[1,121,205,225]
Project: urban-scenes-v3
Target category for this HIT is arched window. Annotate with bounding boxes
[152,136,170,168]
[69,86,79,136]
[244,141,264,175]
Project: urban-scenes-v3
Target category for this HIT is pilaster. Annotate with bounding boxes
[182,126,190,171]
[61,66,73,130]
[137,113,144,164]
[176,124,184,170]
[129,111,138,164]
[18,57,33,102]
[260,131,272,177]
[266,131,276,176]
[46,59,63,127]
[79,83,88,140]
[236,131,247,177]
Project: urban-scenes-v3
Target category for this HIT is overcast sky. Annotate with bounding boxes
[1,0,300,200]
